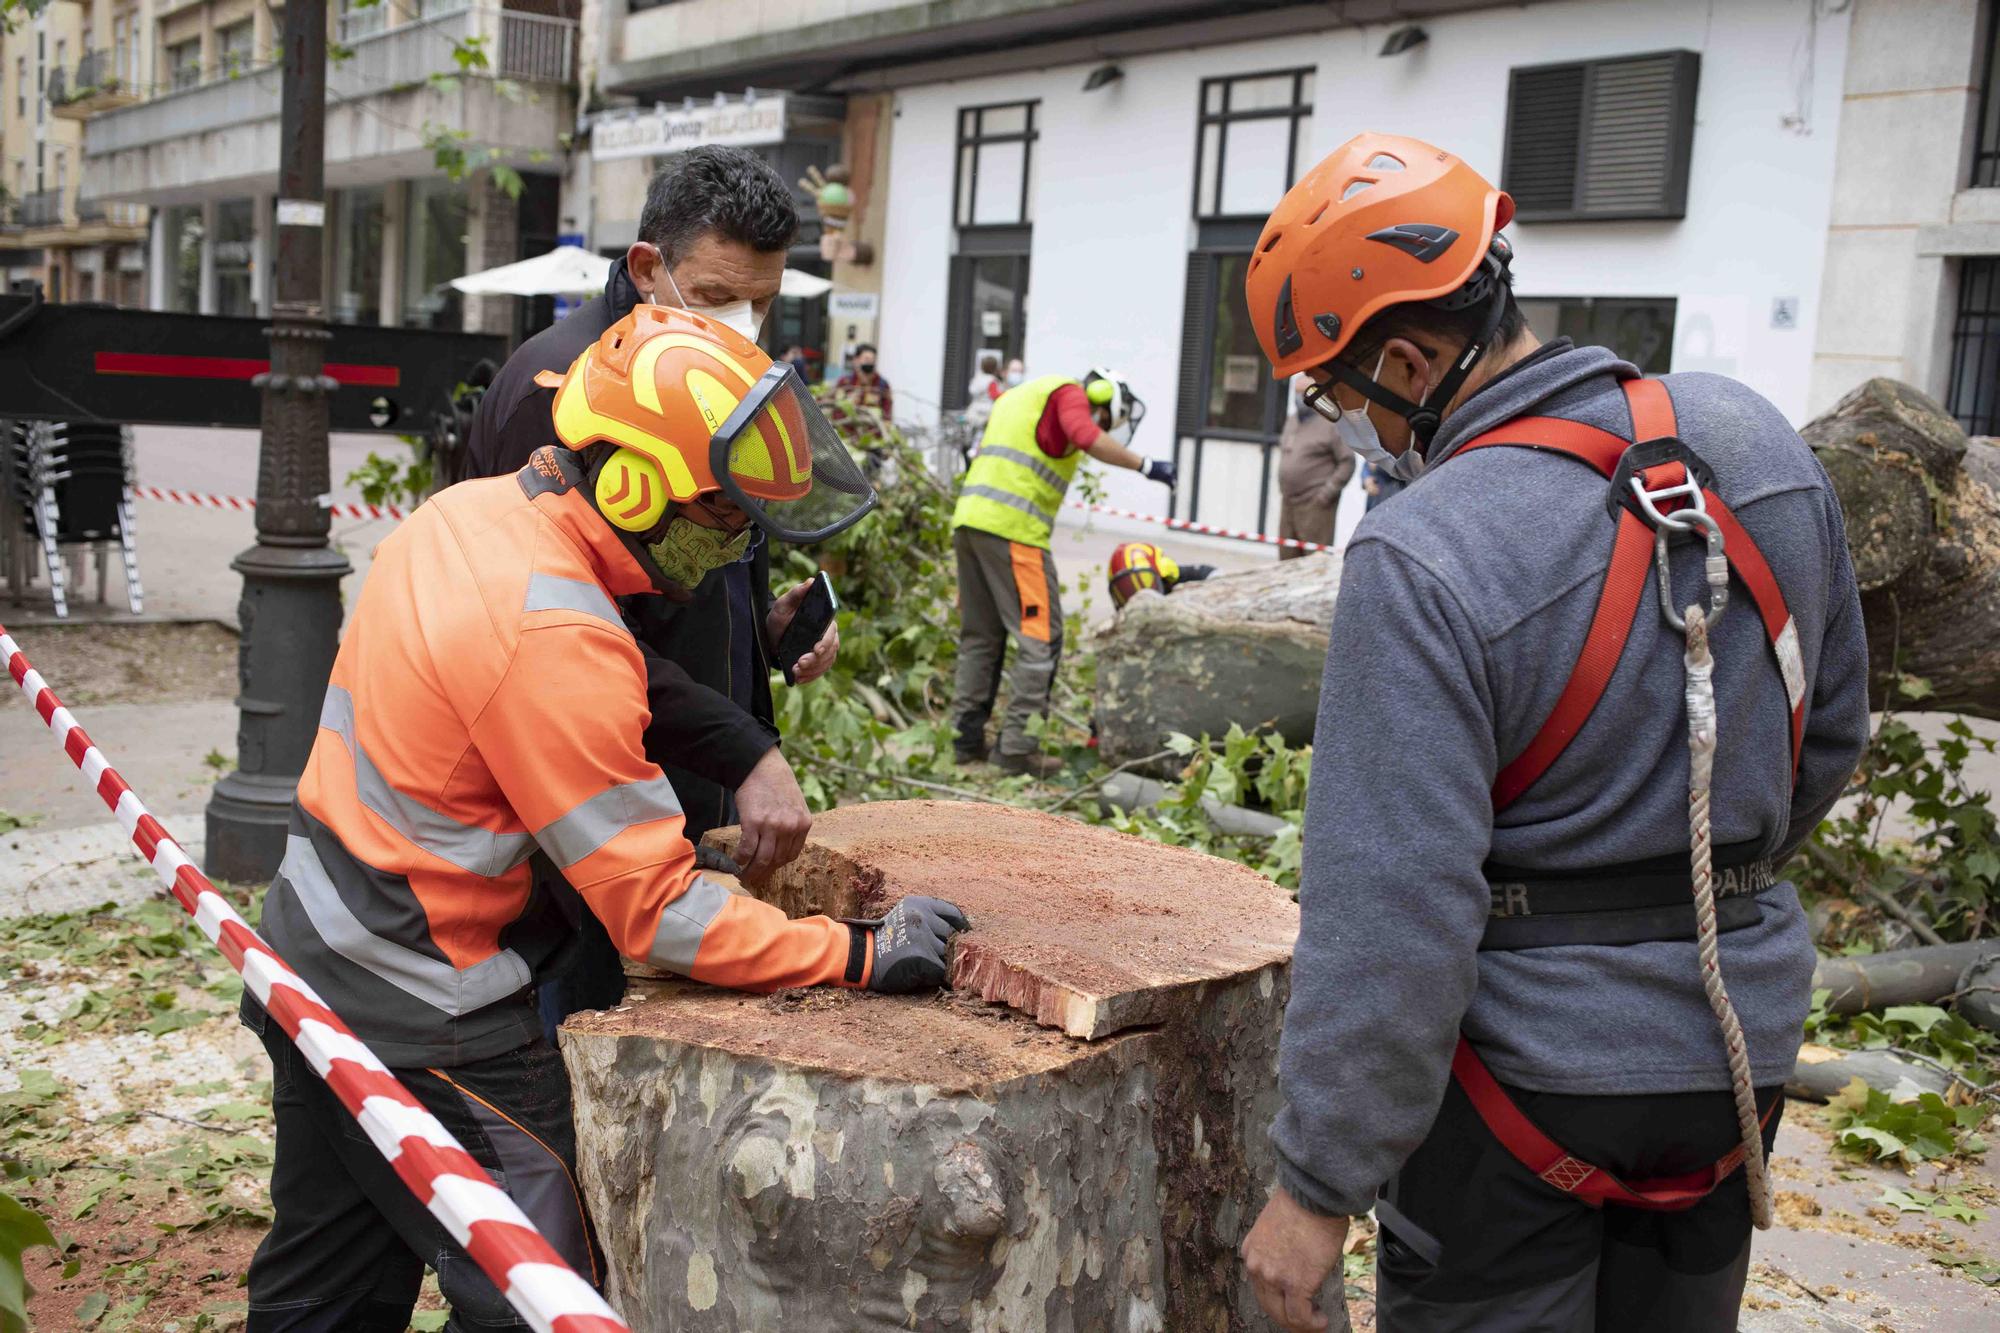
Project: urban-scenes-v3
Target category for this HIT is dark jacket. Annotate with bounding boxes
[464,259,778,838]
[1271,344,1870,1217]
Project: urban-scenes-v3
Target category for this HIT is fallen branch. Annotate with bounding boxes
[1865,881,1948,948]
[1046,750,1176,815]
[813,758,1016,805]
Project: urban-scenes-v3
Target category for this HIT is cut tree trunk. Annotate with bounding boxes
[1801,378,2000,719]
[562,801,1298,1333]
[1089,378,2000,764]
[1091,555,1341,769]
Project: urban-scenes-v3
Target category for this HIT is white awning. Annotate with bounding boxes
[451,245,611,297]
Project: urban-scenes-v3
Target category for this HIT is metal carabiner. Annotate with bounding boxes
[1653,507,1728,632]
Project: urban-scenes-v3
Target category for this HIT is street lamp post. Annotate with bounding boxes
[204,0,350,882]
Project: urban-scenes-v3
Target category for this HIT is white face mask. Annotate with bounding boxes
[664,269,764,344]
[1339,350,1427,484]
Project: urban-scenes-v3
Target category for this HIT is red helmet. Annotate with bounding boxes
[1107,541,1181,608]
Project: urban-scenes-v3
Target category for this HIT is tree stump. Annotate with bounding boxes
[1091,555,1341,770]
[561,801,1298,1332]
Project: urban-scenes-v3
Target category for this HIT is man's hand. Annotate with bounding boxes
[766,578,840,685]
[1142,457,1178,487]
[851,896,970,992]
[731,747,811,884]
[1241,1187,1350,1333]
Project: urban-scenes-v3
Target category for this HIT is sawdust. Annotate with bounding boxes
[704,800,1297,1038]
[10,621,238,704]
[567,976,1126,1091]
[1776,1190,1824,1225]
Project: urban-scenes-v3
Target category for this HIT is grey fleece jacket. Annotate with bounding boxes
[1271,343,1870,1219]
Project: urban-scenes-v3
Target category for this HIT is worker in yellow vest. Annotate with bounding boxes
[949,367,1175,775]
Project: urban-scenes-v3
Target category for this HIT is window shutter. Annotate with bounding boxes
[939,258,973,413]
[1503,65,1584,218]
[1579,51,1698,219]
[1504,50,1699,222]
[1175,252,1212,436]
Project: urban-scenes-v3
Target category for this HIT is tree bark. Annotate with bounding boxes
[561,802,1296,1332]
[1800,378,2000,719]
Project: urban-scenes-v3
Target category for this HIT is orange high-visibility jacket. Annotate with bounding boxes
[258,447,862,1065]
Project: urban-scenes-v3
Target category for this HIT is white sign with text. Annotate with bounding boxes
[592,98,788,161]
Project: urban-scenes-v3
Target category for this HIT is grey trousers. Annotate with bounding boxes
[950,525,1062,758]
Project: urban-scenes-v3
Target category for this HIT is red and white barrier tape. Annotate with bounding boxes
[132,485,408,523]
[1066,499,1333,554]
[139,484,1328,554]
[0,626,628,1333]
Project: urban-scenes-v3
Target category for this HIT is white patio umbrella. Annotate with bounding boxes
[450,245,612,297]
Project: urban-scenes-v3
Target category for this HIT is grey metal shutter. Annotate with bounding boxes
[1503,65,1585,219]
[1579,51,1699,219]
[1504,50,1699,222]
[939,257,972,413]
[1175,252,1212,436]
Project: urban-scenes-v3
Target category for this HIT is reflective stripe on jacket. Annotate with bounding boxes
[259,447,858,1066]
[951,374,1086,549]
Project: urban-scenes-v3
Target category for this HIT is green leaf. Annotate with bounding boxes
[1881,1004,1950,1034]
[74,1289,109,1324]
[0,1190,58,1333]
[1878,1186,1934,1212]
[410,1313,449,1331]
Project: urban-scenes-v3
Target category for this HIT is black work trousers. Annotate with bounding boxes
[1374,1072,1784,1332]
[242,1000,601,1332]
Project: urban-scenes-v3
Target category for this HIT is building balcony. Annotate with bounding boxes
[50,48,145,121]
[81,5,576,206]
[16,191,64,229]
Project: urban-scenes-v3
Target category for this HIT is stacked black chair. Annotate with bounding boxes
[0,419,143,617]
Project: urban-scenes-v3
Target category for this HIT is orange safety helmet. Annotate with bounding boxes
[1107,540,1182,608]
[536,304,875,544]
[1247,133,1516,442]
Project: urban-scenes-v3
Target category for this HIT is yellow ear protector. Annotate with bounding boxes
[1085,375,1118,406]
[593,447,672,533]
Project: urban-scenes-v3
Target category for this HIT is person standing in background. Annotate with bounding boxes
[1005,356,1026,387]
[1276,371,1354,559]
[834,343,894,420]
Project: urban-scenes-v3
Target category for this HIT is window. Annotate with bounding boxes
[1516,297,1676,373]
[1948,258,2000,436]
[14,57,23,116]
[403,178,468,329]
[54,39,66,79]
[215,198,255,317]
[339,0,388,43]
[952,102,1037,228]
[161,205,204,313]
[217,20,254,77]
[1975,0,2000,187]
[52,150,65,210]
[332,185,386,325]
[166,39,201,91]
[1193,69,1313,220]
[1503,50,1700,222]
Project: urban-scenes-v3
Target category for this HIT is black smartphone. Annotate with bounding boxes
[776,572,838,685]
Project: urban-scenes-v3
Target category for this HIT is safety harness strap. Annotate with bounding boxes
[1457,377,1804,811]
[1451,1038,1776,1211]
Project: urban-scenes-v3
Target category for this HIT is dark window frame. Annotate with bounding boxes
[1190,67,1314,222]
[951,99,1039,231]
[1501,49,1700,223]
[1514,294,1678,373]
[1947,256,2000,436]
[1973,0,2000,188]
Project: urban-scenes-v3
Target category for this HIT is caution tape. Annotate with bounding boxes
[0,626,629,1333]
[135,483,1328,554]
[1066,499,1333,553]
[132,485,408,523]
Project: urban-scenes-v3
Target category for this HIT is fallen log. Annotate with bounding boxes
[1959,952,2000,1035]
[1787,1043,1952,1103]
[1800,379,2000,718]
[562,801,1298,1331]
[1813,941,2000,1015]
[1097,771,1293,839]
[1089,379,2000,758]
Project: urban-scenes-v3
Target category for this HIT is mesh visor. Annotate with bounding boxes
[710,363,878,544]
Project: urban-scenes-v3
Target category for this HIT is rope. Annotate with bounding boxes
[1683,602,1773,1229]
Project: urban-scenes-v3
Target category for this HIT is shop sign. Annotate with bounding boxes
[593,96,788,161]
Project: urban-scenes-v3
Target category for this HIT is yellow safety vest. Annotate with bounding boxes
[951,374,1087,549]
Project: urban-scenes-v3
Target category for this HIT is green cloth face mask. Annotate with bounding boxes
[647,515,752,590]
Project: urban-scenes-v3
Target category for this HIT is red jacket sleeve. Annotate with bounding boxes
[1039,383,1103,458]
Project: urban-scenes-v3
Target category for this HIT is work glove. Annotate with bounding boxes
[1176,563,1217,585]
[847,896,971,993]
[1141,458,1178,487]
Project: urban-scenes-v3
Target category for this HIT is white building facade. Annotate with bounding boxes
[871,0,1852,532]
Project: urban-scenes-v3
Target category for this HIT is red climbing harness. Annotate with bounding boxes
[1446,376,1803,1210]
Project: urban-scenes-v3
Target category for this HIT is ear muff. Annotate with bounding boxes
[1085,377,1117,406]
[594,447,671,532]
